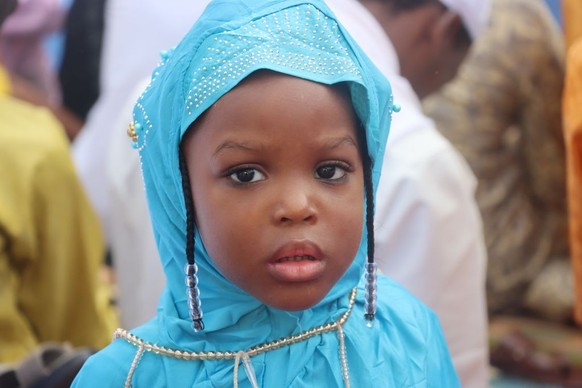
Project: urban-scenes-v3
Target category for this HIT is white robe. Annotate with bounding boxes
[326,1,489,386]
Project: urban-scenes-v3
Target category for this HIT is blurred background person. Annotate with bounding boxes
[424,0,570,323]
[423,0,582,385]
[0,0,117,384]
[0,0,83,139]
[327,0,490,386]
[0,0,62,102]
[58,0,106,127]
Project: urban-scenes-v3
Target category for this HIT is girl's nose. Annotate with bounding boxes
[272,179,318,225]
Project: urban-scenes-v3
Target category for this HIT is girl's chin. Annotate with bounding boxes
[258,289,329,312]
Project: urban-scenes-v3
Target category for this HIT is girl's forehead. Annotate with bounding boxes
[210,71,351,110]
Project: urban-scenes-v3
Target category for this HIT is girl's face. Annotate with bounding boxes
[182,72,364,311]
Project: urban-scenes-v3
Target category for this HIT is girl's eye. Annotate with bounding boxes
[228,167,265,184]
[315,163,349,181]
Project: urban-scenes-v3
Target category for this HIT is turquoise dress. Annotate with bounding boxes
[73,0,460,386]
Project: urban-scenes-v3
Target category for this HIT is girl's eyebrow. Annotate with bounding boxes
[213,140,263,157]
[324,135,358,150]
[213,135,357,157]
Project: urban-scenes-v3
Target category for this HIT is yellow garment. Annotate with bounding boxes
[0,65,10,95]
[563,0,582,49]
[564,39,582,325]
[0,80,117,363]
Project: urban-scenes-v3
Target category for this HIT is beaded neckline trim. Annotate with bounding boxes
[114,288,356,387]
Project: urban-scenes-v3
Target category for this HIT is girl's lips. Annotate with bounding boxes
[270,240,324,263]
[268,241,326,282]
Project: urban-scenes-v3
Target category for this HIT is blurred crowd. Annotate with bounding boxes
[0,0,581,386]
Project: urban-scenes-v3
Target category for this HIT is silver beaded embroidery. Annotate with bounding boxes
[114,288,356,387]
[183,5,362,116]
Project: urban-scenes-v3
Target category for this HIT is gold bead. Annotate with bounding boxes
[127,121,138,142]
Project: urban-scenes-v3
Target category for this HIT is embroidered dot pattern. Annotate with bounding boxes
[183,5,362,115]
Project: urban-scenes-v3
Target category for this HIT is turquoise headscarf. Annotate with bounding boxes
[133,0,392,334]
[73,0,460,386]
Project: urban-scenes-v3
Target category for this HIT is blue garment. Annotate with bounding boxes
[73,0,460,386]
[543,0,562,27]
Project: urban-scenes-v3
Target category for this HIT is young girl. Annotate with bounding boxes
[73,0,459,386]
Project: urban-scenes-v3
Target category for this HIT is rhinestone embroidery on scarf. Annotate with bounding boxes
[130,4,364,151]
[184,6,361,115]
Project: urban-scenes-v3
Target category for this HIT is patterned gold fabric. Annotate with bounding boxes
[564,39,582,325]
[423,0,570,318]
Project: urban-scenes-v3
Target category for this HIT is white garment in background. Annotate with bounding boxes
[107,79,161,328]
[327,1,489,386]
[73,0,210,327]
[72,0,210,242]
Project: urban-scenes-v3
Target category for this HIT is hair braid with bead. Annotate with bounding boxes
[179,149,205,331]
[358,124,378,324]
